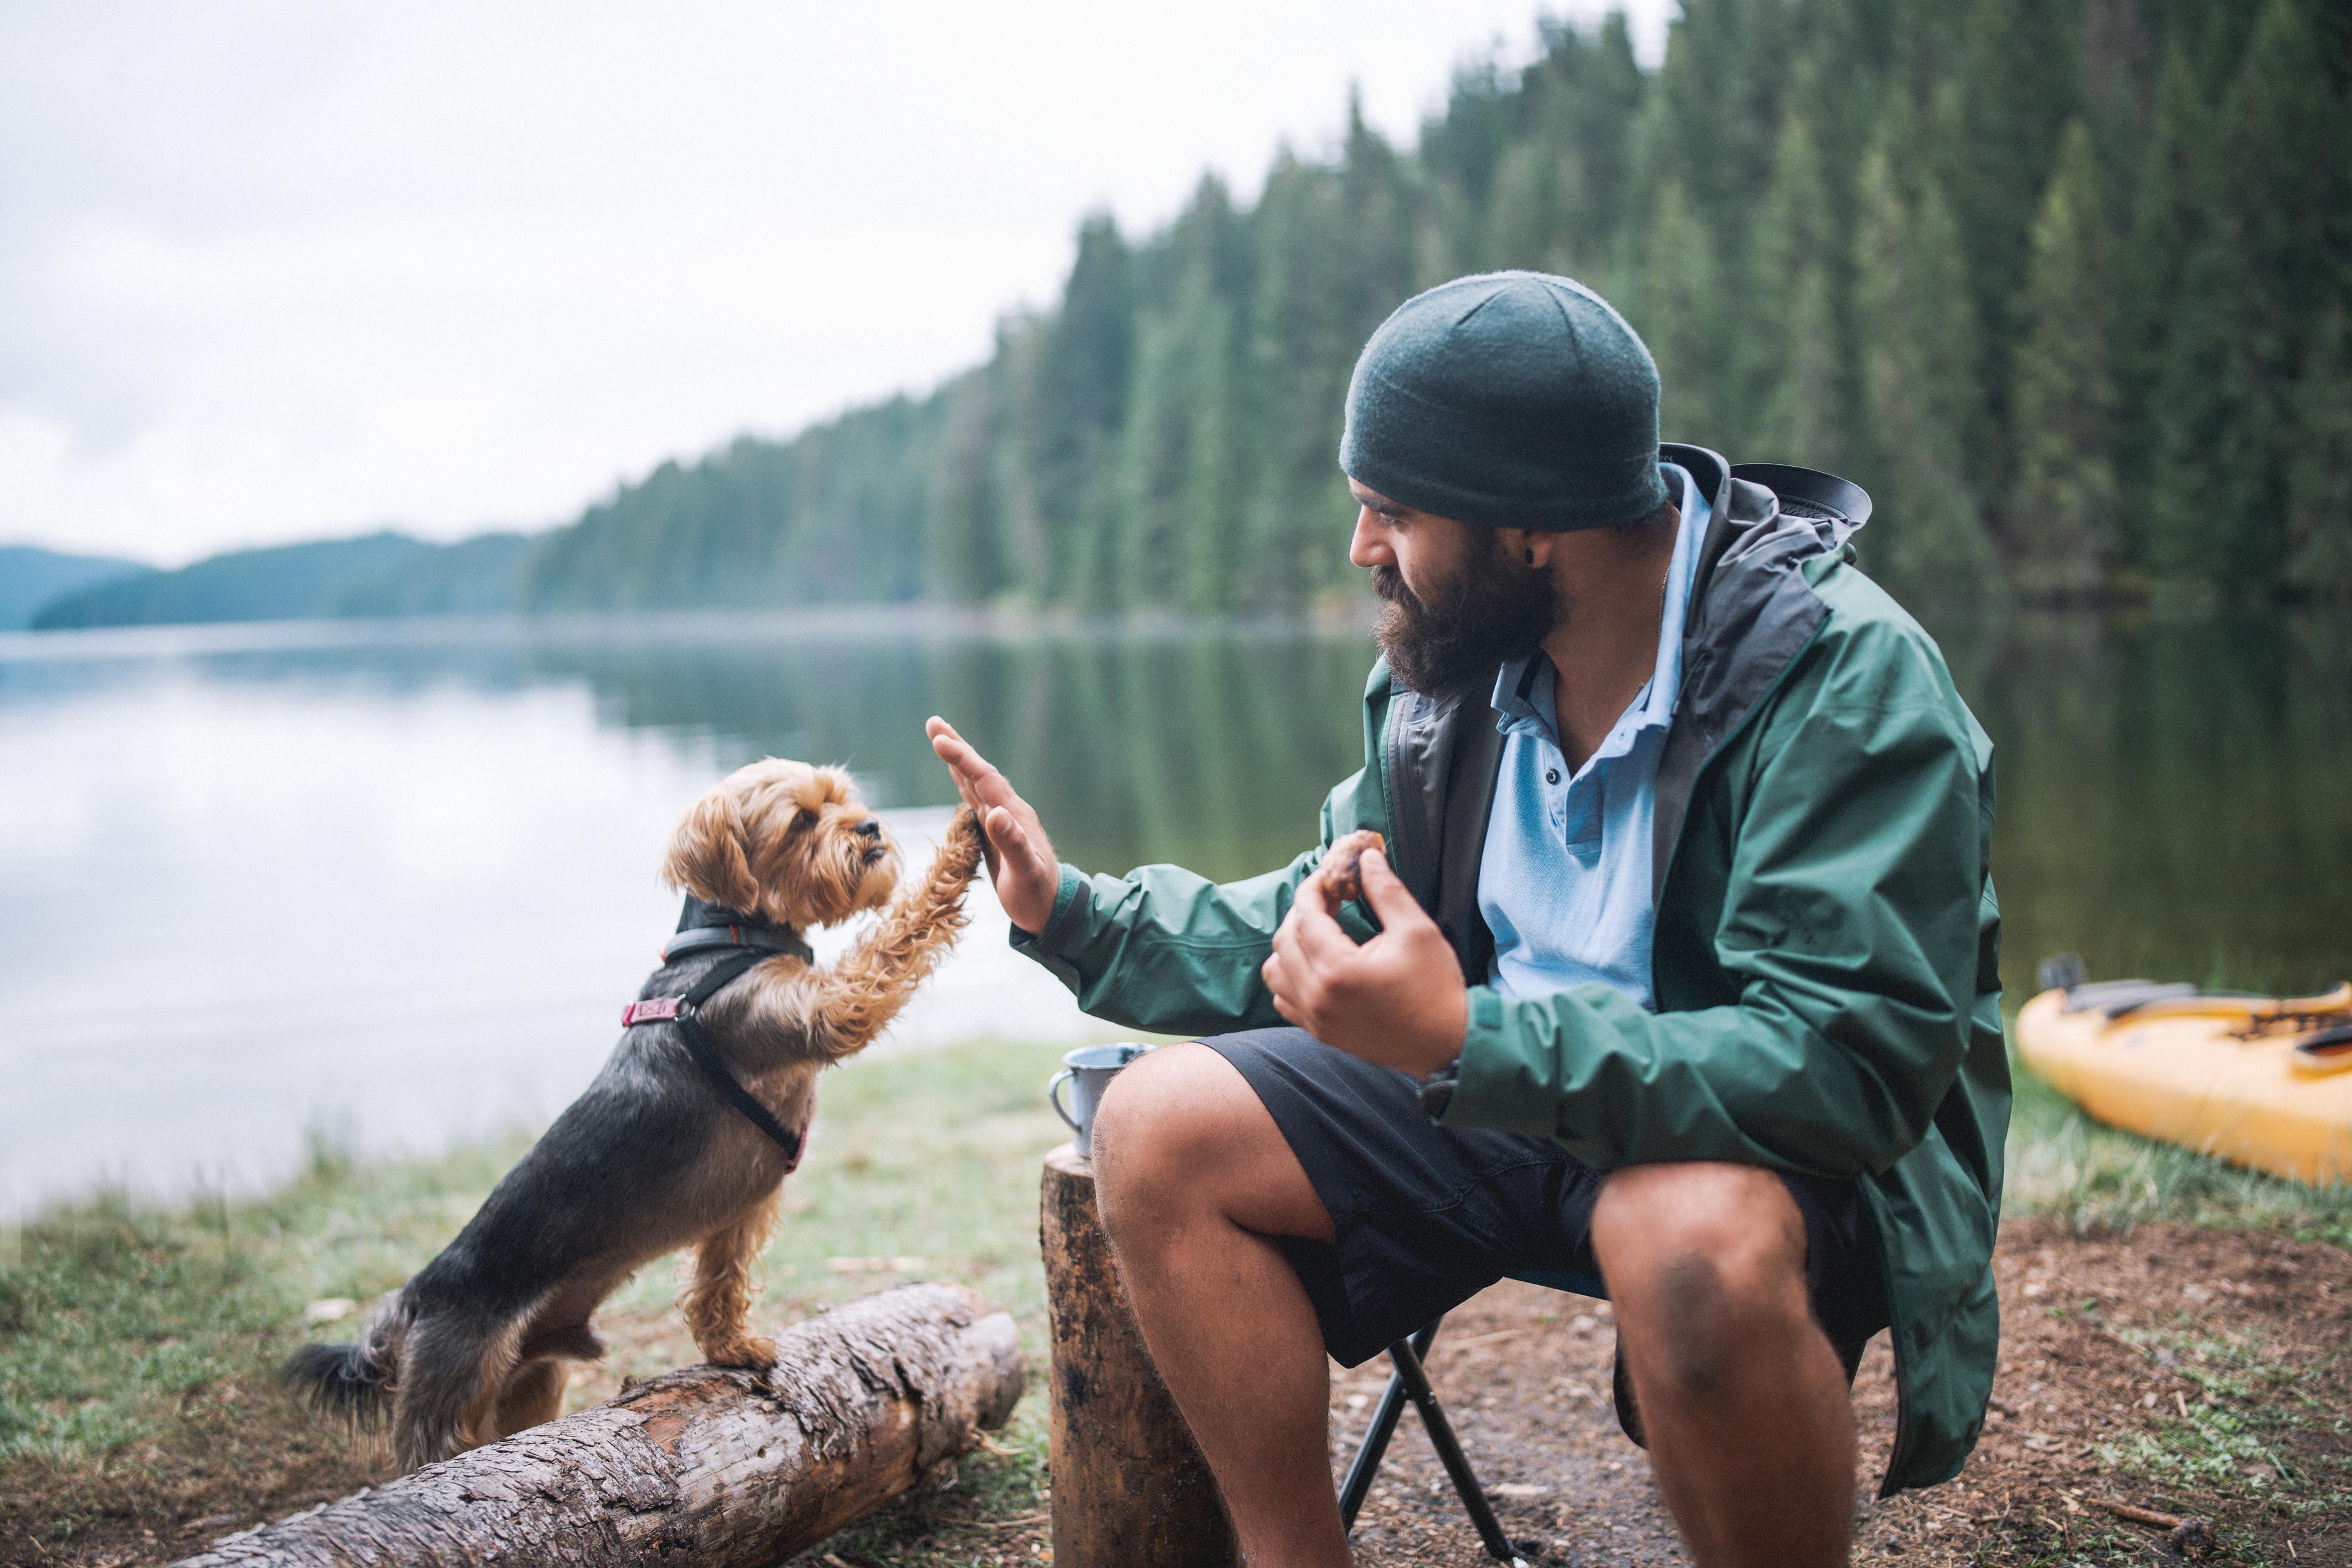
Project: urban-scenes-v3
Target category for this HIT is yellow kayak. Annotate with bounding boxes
[2016,963,2352,1186]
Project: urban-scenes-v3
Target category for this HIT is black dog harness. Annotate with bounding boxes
[620,896,815,1166]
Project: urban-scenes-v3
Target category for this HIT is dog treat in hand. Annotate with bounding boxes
[1318,829,1387,903]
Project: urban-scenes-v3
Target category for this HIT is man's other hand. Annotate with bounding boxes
[925,716,1060,934]
[1262,848,1467,1077]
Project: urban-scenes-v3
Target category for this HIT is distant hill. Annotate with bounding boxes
[0,546,154,630]
[29,530,528,630]
[330,532,532,617]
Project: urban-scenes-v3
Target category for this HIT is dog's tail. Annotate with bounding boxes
[283,1295,410,1430]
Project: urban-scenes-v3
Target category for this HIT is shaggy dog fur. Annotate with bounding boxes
[285,760,984,1471]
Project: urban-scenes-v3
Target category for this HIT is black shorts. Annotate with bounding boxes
[1204,1027,1888,1381]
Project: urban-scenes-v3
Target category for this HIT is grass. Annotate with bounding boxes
[0,1038,1076,1563]
[2082,1322,2352,1563]
[0,1131,535,1474]
[2002,1050,2352,1248]
[5,1034,2350,1564]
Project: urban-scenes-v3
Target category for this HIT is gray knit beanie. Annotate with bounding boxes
[1338,271,1668,531]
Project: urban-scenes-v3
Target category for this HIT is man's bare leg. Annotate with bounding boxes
[1091,1044,1350,1568]
[1593,1163,1856,1568]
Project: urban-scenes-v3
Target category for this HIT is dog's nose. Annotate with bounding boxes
[854,819,882,839]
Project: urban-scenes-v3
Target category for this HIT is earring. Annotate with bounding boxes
[1523,548,1536,565]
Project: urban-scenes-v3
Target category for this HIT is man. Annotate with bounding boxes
[929,271,2005,1568]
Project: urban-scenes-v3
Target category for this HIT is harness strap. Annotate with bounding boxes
[662,924,813,963]
[625,948,805,1167]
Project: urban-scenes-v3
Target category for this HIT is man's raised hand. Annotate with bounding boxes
[1261,846,1467,1077]
[925,716,1060,934]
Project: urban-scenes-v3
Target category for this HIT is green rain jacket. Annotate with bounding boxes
[1014,445,2006,1495]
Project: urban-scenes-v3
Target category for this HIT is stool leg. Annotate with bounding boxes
[1385,1337,1523,1566]
[1338,1321,1438,1528]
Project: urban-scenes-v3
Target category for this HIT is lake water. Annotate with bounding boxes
[2,609,2346,1216]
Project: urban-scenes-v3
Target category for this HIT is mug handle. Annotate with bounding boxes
[1047,1069,1081,1136]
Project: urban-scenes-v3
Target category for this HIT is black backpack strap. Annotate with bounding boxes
[667,950,806,1166]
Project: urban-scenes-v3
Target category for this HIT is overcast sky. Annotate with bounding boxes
[1,2,1672,565]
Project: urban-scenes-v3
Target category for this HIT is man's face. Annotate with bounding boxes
[1348,481,1556,699]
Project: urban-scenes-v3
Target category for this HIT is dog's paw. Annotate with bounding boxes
[704,1335,778,1372]
[939,804,986,878]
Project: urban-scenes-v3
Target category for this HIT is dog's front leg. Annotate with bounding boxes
[682,1192,782,1370]
[797,804,984,1061]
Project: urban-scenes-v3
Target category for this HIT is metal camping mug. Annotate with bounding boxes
[1047,1042,1153,1156]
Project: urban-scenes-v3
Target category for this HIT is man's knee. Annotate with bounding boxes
[1593,1163,1812,1396]
[1091,1042,1331,1245]
[1093,1045,1226,1193]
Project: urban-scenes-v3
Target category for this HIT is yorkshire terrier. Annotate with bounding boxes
[287,760,984,1471]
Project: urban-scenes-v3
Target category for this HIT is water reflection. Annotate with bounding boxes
[1927,611,2352,999]
[520,622,1374,880]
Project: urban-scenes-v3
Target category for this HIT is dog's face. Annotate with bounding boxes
[660,760,899,929]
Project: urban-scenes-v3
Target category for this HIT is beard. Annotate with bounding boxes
[1372,532,1558,699]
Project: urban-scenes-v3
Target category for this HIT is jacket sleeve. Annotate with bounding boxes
[1440,684,1987,1178]
[1010,767,1381,1039]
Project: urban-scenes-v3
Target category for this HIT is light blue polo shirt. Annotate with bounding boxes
[1477,462,1708,1009]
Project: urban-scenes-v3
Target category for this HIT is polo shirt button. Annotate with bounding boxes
[1545,768,1561,786]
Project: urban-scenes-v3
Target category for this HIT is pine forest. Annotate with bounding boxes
[519,0,2352,615]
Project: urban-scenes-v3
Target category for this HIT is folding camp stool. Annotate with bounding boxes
[1336,1267,1602,1568]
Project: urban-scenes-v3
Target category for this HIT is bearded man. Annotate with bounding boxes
[928,271,2005,1568]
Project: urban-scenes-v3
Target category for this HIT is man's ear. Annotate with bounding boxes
[1498,527,1556,570]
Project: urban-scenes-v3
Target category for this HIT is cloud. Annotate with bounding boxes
[0,1,1670,565]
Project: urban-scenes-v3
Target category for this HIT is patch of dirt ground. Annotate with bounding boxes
[6,1218,2345,1567]
[1337,1218,2351,1567]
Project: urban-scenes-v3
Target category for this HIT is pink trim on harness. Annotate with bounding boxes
[620,997,683,1026]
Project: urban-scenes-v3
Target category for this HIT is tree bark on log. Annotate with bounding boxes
[1040,1145,1240,1568]
[170,1282,1023,1568]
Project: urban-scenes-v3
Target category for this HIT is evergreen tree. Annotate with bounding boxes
[987,314,1053,599]
[1751,113,1849,467]
[1557,13,1648,263]
[1633,181,1730,448]
[2143,126,2242,586]
[1337,95,1418,349]
[2150,0,2341,596]
[1852,136,1994,601]
[1482,138,1574,274]
[1642,0,1778,244]
[2008,121,2120,598]
[1495,13,1648,283]
[1113,308,1188,609]
[1951,0,2082,513]
[1113,265,1240,611]
[2114,46,2206,567]
[2079,0,2155,197]
[931,372,1005,603]
[1033,214,1136,603]
[2204,0,2343,590]
[1178,289,1242,613]
[1243,153,1354,609]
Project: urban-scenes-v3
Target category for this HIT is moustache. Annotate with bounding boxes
[1370,564,1420,610]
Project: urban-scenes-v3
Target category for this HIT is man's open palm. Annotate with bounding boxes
[925,717,1060,933]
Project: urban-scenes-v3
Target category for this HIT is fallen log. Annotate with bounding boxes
[173,1281,1024,1568]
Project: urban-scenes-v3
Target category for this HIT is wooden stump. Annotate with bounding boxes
[168,1282,1022,1567]
[1040,1145,1240,1568]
